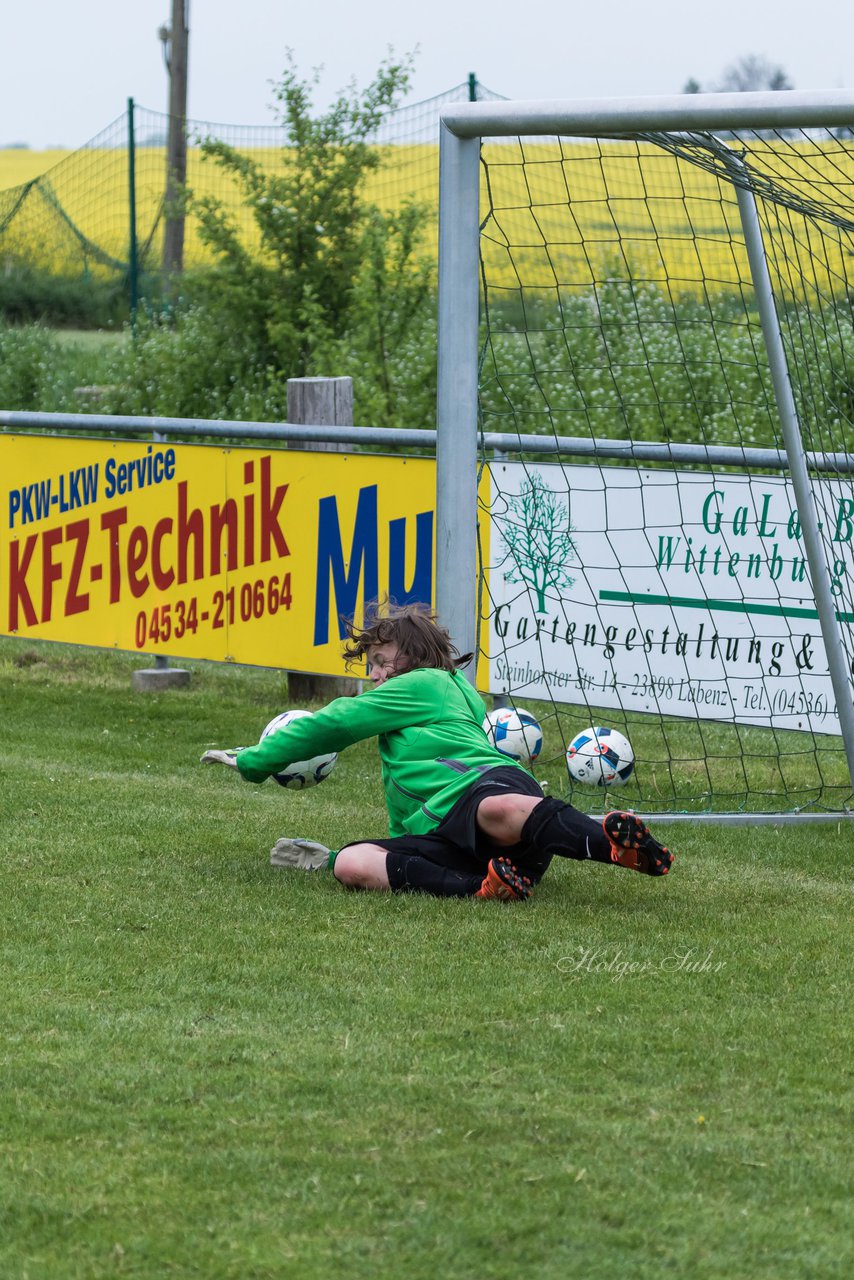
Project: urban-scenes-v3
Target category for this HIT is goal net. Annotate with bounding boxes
[467,109,854,818]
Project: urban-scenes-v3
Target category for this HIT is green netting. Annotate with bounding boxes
[0,80,506,301]
[478,124,854,816]
[0,114,133,279]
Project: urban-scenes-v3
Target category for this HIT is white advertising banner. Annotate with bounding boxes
[486,462,854,735]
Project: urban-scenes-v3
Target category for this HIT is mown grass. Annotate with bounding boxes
[51,329,128,352]
[1,638,852,1279]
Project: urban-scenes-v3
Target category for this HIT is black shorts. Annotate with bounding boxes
[346,765,550,883]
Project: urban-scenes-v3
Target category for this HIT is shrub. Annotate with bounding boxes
[0,322,114,410]
[0,265,129,329]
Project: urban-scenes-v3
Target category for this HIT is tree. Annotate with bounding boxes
[322,201,437,429]
[717,56,793,92]
[103,54,439,426]
[682,55,794,95]
[189,52,434,386]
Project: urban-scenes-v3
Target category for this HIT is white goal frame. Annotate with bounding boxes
[435,89,854,813]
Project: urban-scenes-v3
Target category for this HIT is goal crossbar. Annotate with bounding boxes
[439,89,854,139]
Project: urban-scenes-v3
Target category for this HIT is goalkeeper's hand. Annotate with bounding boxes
[200,748,241,768]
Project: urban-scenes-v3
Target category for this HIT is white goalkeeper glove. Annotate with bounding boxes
[200,748,241,768]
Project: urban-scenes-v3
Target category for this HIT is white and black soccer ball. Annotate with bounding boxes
[261,710,337,790]
[482,706,544,767]
[566,726,634,787]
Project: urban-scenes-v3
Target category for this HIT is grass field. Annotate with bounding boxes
[51,329,128,352]
[1,637,852,1279]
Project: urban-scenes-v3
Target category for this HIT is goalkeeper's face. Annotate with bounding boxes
[366,641,407,687]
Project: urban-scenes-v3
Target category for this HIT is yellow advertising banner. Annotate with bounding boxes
[0,436,442,676]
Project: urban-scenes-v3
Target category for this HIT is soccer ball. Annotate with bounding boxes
[482,707,544,767]
[566,726,634,787]
[261,710,337,790]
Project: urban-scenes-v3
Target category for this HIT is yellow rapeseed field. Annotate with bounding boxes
[0,150,74,186]
[479,138,854,300]
[0,145,442,273]
[1,138,851,297]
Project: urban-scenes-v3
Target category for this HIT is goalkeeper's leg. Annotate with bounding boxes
[333,836,542,901]
[333,841,525,899]
[269,835,527,898]
[477,794,673,877]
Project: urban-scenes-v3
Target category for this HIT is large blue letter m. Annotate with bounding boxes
[314,485,379,645]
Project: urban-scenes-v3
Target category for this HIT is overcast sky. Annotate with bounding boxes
[3,0,853,149]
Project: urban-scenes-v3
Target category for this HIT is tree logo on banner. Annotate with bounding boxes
[498,472,578,612]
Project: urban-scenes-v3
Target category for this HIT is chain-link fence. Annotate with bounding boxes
[0,79,506,317]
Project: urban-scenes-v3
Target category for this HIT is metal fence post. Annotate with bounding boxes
[127,98,139,329]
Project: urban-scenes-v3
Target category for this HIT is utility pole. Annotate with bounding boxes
[160,0,189,277]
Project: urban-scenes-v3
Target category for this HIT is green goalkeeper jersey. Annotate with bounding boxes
[235,667,532,837]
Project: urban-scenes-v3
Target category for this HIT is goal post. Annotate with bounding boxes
[435,89,854,820]
[435,124,480,673]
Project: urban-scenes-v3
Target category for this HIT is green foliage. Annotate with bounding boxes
[100,304,273,420]
[482,278,854,452]
[0,53,440,430]
[0,320,114,409]
[317,202,438,430]
[1,267,849,458]
[178,52,437,425]
[0,264,128,328]
[78,54,440,429]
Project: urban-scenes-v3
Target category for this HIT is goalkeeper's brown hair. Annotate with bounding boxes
[342,602,473,674]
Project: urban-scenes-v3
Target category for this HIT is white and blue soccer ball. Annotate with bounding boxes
[566,726,634,787]
[482,707,544,767]
[261,710,337,790]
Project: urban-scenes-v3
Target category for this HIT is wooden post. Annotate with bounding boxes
[162,0,189,278]
[287,376,361,702]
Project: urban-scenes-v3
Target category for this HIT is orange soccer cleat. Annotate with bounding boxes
[475,857,534,902]
[603,812,674,877]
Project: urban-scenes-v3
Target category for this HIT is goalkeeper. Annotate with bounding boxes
[201,603,673,901]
